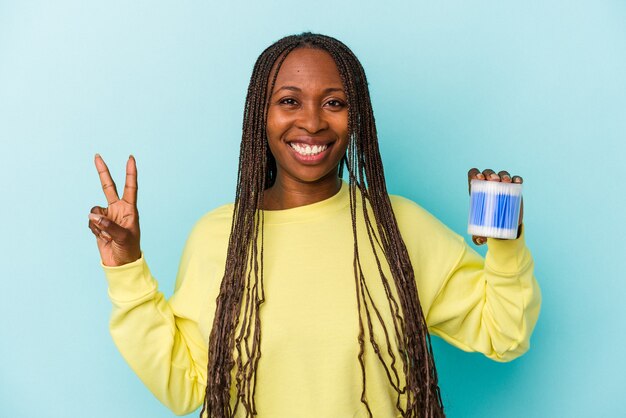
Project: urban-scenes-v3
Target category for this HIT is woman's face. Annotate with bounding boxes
[266,48,349,186]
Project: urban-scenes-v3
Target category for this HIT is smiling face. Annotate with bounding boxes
[265,47,349,189]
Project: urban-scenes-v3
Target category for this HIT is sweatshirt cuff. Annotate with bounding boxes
[102,253,157,302]
[485,224,530,274]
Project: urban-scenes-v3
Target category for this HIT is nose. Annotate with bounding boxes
[295,104,329,134]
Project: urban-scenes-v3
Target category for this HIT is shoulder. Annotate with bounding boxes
[185,203,235,249]
[388,194,465,248]
[389,194,440,228]
[195,203,235,228]
[172,203,234,307]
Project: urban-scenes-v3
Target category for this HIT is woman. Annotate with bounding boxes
[88,33,541,417]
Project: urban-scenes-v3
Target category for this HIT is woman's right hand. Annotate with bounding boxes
[88,154,141,267]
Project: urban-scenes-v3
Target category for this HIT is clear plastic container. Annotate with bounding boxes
[468,179,522,239]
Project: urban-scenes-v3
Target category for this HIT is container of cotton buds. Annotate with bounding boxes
[468,179,523,239]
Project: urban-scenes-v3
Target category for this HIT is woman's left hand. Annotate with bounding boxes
[467,168,524,245]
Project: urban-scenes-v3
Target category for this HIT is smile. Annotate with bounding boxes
[289,143,329,156]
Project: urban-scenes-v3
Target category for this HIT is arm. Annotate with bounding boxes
[391,192,541,363]
[104,253,208,415]
[105,257,207,415]
[89,155,210,414]
[103,205,231,414]
[425,225,541,362]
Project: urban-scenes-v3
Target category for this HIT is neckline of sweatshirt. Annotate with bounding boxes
[258,180,350,225]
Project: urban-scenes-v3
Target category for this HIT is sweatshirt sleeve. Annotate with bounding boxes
[425,225,542,362]
[390,195,541,363]
[101,204,234,414]
[104,248,210,415]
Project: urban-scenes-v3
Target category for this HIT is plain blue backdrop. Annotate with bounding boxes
[1,1,624,417]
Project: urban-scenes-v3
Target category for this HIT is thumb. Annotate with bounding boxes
[88,212,131,245]
[88,206,108,239]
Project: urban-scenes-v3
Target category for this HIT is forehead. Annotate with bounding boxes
[271,48,343,91]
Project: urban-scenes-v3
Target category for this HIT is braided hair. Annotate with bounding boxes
[201,32,445,418]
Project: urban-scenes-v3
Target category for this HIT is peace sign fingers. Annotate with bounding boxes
[95,154,120,205]
[122,155,138,205]
[90,154,142,266]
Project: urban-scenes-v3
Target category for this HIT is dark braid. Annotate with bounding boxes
[201,33,445,418]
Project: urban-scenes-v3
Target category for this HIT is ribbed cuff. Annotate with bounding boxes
[485,224,530,274]
[102,253,157,302]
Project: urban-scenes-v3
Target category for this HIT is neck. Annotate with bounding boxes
[262,174,342,210]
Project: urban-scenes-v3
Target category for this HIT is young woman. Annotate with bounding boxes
[88,33,541,418]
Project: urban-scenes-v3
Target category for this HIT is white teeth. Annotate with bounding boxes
[289,143,328,156]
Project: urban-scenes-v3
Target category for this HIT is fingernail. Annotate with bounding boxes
[101,231,112,240]
[89,213,100,222]
[95,153,101,159]
[490,173,499,180]
[477,174,485,179]
[503,175,511,181]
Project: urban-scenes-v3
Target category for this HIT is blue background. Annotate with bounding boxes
[1,1,624,417]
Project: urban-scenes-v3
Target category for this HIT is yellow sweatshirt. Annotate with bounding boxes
[103,182,541,417]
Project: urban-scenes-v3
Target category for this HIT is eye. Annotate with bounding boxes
[325,99,346,109]
[278,97,299,106]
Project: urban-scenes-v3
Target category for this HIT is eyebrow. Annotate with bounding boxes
[274,86,345,94]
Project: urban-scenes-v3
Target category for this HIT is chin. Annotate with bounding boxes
[282,166,342,185]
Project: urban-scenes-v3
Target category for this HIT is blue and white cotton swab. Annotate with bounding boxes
[468,179,522,239]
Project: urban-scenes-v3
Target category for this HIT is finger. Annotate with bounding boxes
[88,206,106,228]
[467,168,481,194]
[89,207,113,241]
[89,222,101,236]
[122,155,138,205]
[94,154,120,205]
[472,236,487,245]
[88,220,110,240]
[88,213,130,244]
[89,222,112,241]
[468,168,481,180]
[482,168,499,181]
[90,206,106,215]
[498,170,511,183]
[512,175,523,184]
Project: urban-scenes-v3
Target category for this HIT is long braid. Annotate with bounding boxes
[202,33,445,417]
